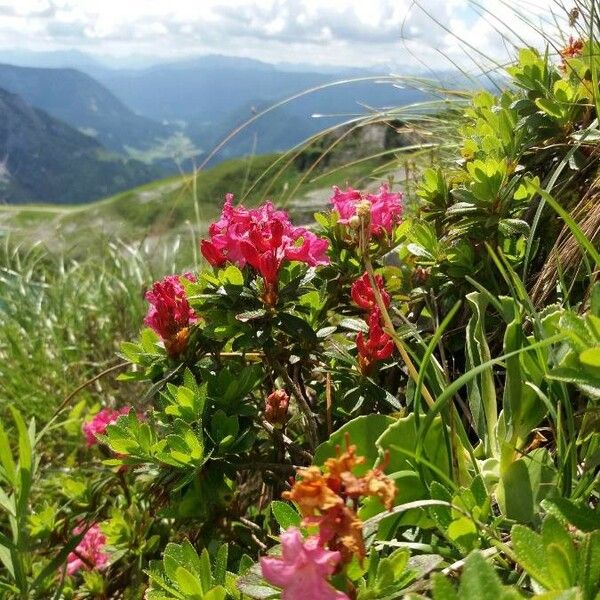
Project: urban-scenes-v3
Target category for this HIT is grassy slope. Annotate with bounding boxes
[0,150,383,254]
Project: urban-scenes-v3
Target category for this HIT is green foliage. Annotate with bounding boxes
[1,16,600,600]
[146,540,235,599]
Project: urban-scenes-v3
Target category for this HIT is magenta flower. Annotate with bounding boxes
[351,273,391,312]
[144,273,197,355]
[201,195,329,304]
[83,407,131,447]
[331,183,403,236]
[67,523,109,576]
[260,528,349,600]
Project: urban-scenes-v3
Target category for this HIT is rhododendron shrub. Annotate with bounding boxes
[89,183,410,596]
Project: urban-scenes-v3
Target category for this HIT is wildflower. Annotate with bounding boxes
[341,451,397,511]
[311,503,365,564]
[324,442,365,489]
[331,184,403,236]
[144,273,197,356]
[265,390,290,427]
[201,195,329,305]
[283,435,396,565]
[356,310,394,375]
[560,36,584,60]
[66,523,109,575]
[283,466,343,517]
[260,527,348,600]
[330,187,363,223]
[351,273,390,312]
[83,407,131,447]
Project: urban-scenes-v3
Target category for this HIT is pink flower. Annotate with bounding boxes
[144,273,197,355]
[200,195,329,295]
[367,185,403,235]
[330,186,363,223]
[260,528,348,600]
[351,273,391,312]
[83,407,131,447]
[331,184,403,236]
[67,523,109,576]
[356,310,394,374]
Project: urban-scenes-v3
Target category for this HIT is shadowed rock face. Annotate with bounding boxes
[0,87,156,204]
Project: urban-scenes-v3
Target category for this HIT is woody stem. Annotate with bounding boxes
[270,360,318,451]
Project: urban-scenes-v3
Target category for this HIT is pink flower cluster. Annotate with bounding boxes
[331,183,403,236]
[201,195,329,295]
[351,274,394,374]
[83,407,131,447]
[144,273,197,346]
[67,523,109,576]
[260,527,348,600]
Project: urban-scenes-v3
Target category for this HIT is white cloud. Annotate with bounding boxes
[0,0,572,70]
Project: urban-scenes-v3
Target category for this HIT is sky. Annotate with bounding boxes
[0,0,573,70]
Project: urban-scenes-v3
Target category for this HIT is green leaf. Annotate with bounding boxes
[458,552,504,599]
[271,501,301,531]
[512,524,553,589]
[213,544,228,587]
[220,265,244,286]
[199,548,213,593]
[204,587,227,600]
[546,544,574,590]
[544,498,600,533]
[432,573,459,600]
[175,566,203,596]
[578,531,600,599]
[0,422,15,486]
[542,515,576,582]
[579,347,600,368]
[236,309,267,322]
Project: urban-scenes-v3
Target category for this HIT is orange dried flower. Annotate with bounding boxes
[282,435,397,566]
[324,436,365,485]
[315,504,366,564]
[362,468,397,510]
[561,36,584,59]
[560,36,584,72]
[283,466,342,517]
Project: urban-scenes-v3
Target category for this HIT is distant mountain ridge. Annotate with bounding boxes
[95,56,418,124]
[0,87,157,204]
[0,63,171,154]
[0,51,446,204]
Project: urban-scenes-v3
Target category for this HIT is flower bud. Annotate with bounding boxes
[356,199,372,217]
[348,215,361,230]
[265,390,289,427]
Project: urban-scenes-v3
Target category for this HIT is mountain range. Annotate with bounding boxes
[0,87,155,204]
[0,51,437,204]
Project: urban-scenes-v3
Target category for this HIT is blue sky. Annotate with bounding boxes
[0,0,568,69]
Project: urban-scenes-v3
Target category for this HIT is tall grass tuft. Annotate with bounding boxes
[0,237,184,421]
